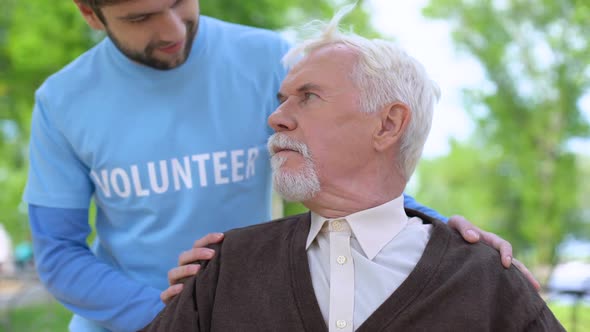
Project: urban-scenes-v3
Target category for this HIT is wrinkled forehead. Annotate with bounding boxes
[282,44,359,91]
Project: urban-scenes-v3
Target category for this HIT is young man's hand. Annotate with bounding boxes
[160,233,224,304]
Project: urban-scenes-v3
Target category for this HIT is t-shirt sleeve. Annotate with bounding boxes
[23,89,93,208]
[29,205,165,332]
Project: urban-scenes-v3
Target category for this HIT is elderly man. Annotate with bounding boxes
[142,9,563,332]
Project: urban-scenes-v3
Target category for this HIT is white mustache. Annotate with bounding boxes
[267,133,312,159]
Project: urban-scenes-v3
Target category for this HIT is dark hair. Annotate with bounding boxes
[78,0,130,24]
[78,0,128,8]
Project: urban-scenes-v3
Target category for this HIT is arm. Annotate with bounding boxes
[24,92,165,330]
[29,205,164,332]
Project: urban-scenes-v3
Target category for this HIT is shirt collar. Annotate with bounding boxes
[306,195,409,260]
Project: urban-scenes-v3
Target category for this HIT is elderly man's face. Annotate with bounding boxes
[268,44,378,201]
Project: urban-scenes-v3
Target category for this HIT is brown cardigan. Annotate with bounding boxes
[141,210,564,331]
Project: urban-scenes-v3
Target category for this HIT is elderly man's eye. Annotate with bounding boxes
[303,92,319,102]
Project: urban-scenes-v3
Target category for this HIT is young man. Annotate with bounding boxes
[24,1,532,331]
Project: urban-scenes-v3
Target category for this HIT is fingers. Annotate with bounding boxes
[193,233,224,248]
[168,264,201,286]
[478,230,540,291]
[161,233,223,306]
[161,283,184,305]
[448,215,515,269]
[512,258,541,291]
[178,247,216,266]
[162,263,203,305]
[175,233,223,266]
[479,231,513,268]
[499,242,513,268]
[447,215,480,243]
[447,215,540,292]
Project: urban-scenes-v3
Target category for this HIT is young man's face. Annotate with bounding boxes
[84,0,199,70]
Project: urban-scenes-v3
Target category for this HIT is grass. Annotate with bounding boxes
[0,300,71,332]
[548,301,590,332]
[0,299,587,332]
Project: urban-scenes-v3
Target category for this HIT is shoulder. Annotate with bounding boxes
[36,40,108,106]
[428,219,552,325]
[202,213,307,259]
[202,16,288,45]
[431,219,527,287]
[222,213,306,247]
[435,220,504,267]
[405,209,512,272]
[407,210,548,310]
[201,16,290,57]
[197,213,307,278]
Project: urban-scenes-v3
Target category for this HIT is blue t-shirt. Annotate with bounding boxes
[25,16,290,332]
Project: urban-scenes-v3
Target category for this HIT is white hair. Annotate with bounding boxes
[283,4,441,180]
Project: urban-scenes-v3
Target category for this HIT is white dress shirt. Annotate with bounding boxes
[306,195,432,331]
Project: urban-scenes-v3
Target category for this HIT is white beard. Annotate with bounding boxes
[267,133,320,202]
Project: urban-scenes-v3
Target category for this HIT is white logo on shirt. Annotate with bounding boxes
[90,147,260,198]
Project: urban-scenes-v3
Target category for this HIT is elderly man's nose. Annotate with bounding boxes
[268,107,296,132]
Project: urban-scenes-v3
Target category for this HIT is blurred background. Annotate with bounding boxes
[0,0,588,331]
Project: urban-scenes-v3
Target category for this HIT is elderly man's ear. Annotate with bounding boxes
[372,103,411,152]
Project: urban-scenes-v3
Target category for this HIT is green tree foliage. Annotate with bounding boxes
[0,1,373,244]
[412,141,503,231]
[1,1,98,244]
[574,155,590,239]
[201,0,376,36]
[420,0,590,268]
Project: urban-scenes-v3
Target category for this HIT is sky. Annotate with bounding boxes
[367,0,590,158]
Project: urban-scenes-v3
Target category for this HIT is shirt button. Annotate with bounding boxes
[336,320,347,329]
[332,220,343,231]
[337,255,347,265]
